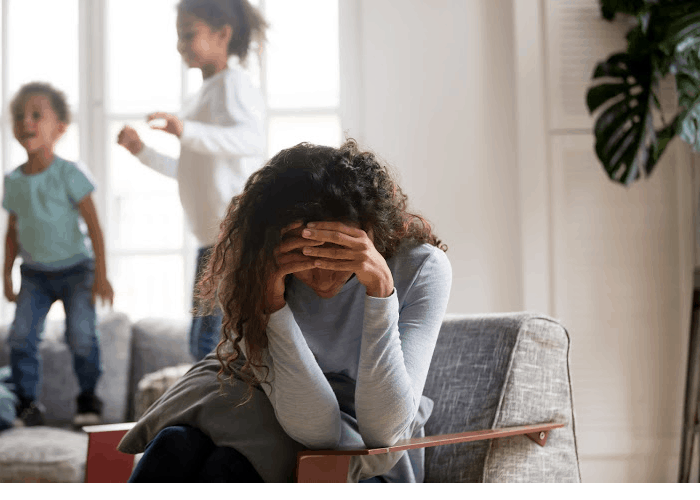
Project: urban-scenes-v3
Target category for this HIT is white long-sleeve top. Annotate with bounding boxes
[136,64,265,246]
[242,242,452,481]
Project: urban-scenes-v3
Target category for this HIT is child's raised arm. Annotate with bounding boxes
[78,195,114,307]
[117,125,178,179]
[3,213,18,303]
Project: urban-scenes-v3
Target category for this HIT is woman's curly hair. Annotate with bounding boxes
[196,139,446,404]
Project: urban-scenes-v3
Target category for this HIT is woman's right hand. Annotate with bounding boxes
[265,221,322,314]
[117,125,144,155]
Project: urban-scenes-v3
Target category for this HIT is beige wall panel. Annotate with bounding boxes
[545,0,633,131]
[551,135,689,480]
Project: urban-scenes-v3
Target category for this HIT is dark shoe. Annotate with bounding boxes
[14,398,46,427]
[74,392,103,428]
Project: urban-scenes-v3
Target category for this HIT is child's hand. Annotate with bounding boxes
[117,126,144,155]
[147,112,184,138]
[92,274,114,308]
[3,273,16,303]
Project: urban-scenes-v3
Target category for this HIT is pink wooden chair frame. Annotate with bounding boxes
[83,421,564,482]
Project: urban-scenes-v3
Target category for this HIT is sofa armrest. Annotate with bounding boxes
[423,313,581,482]
[83,421,564,483]
[296,422,564,482]
[83,423,137,483]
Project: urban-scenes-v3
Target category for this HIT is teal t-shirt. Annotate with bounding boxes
[2,156,95,270]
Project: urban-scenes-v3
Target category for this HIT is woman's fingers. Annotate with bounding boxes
[277,235,324,256]
[305,221,365,238]
[275,252,317,277]
[301,245,355,260]
[301,225,367,250]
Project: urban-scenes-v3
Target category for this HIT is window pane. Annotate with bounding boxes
[112,255,187,321]
[268,115,341,157]
[9,125,80,171]
[108,120,183,251]
[107,0,181,113]
[8,0,79,108]
[265,0,339,109]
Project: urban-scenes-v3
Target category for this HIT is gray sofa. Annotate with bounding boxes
[0,311,581,482]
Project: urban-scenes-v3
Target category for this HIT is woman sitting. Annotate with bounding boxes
[120,139,452,482]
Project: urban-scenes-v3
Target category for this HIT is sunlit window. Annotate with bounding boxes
[0,0,342,324]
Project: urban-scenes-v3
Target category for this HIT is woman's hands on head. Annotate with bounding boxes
[266,220,394,314]
[265,221,323,314]
[301,221,394,299]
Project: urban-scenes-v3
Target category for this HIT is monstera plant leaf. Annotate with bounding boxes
[587,52,674,185]
[587,1,700,185]
[676,60,700,152]
[670,14,700,152]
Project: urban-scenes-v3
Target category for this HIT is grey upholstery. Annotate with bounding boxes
[423,313,580,482]
[0,311,581,482]
[0,312,132,424]
[126,318,192,420]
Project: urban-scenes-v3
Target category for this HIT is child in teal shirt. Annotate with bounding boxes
[2,82,114,428]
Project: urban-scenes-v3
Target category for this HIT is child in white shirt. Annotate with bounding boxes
[117,0,267,360]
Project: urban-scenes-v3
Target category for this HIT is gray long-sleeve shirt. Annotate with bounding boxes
[245,241,452,480]
[119,241,451,482]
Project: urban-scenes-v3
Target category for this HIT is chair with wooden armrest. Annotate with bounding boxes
[83,421,565,483]
[83,312,581,482]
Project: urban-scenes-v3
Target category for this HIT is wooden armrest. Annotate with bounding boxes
[83,421,565,483]
[83,422,138,483]
[296,422,565,482]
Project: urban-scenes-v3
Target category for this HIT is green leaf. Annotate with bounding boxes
[587,52,669,185]
[676,65,700,151]
[587,83,630,112]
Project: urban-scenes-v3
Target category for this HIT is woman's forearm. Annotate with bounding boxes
[355,249,452,448]
[248,304,341,449]
[355,291,416,448]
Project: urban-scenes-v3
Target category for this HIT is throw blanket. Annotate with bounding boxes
[118,353,433,482]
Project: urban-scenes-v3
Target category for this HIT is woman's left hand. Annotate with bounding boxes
[147,112,184,138]
[301,221,394,298]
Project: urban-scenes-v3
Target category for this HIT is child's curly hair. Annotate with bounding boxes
[10,82,71,124]
[196,139,447,404]
[177,0,268,65]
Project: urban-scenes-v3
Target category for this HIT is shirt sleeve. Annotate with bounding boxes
[240,305,342,450]
[136,144,179,179]
[355,248,452,448]
[179,71,265,158]
[65,161,96,205]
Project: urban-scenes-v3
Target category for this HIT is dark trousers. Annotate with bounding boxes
[129,425,264,482]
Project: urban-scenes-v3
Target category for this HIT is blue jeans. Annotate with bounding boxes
[8,260,102,401]
[129,425,263,482]
[189,247,223,361]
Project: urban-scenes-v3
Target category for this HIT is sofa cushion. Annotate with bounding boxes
[422,313,580,482]
[0,427,88,482]
[127,318,192,420]
[0,312,132,424]
[134,363,193,419]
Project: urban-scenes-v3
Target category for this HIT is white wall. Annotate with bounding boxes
[342,0,697,482]
[345,0,523,315]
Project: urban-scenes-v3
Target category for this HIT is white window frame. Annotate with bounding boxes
[0,0,362,323]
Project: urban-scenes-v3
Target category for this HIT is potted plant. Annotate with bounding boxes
[586,0,700,185]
